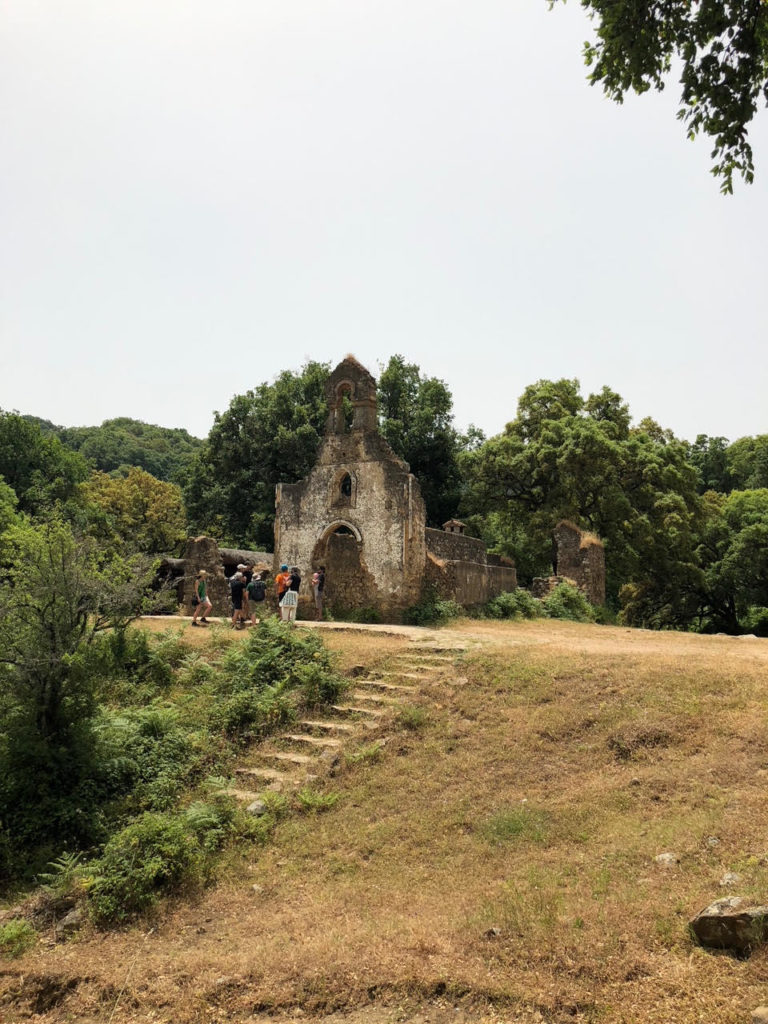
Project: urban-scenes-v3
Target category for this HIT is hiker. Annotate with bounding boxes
[237,563,251,622]
[312,565,325,621]
[191,570,212,627]
[279,568,300,623]
[247,570,267,625]
[230,571,246,629]
[275,563,292,616]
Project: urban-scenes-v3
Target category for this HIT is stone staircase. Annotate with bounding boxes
[220,640,466,809]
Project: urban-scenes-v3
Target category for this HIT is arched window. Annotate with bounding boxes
[340,473,352,498]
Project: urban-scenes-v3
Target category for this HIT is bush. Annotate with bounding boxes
[88,812,205,925]
[0,919,36,959]
[484,589,544,620]
[542,582,596,623]
[403,587,463,626]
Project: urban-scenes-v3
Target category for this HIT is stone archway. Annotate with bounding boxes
[311,521,377,615]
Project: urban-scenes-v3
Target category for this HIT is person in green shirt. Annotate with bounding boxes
[191,570,212,626]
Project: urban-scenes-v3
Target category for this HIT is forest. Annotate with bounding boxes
[3,355,767,636]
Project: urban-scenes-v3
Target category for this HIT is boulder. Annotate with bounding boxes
[690,897,768,953]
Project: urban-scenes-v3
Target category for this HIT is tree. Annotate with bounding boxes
[377,355,467,526]
[81,467,187,555]
[727,434,768,490]
[565,0,768,191]
[693,488,768,633]
[0,520,151,860]
[184,362,331,548]
[58,418,203,484]
[0,412,88,515]
[463,378,702,613]
[687,434,733,493]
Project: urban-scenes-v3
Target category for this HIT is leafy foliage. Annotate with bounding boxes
[183,361,331,548]
[81,467,186,555]
[57,417,203,483]
[542,582,596,623]
[378,355,470,526]
[0,919,36,959]
[88,812,205,925]
[403,588,463,626]
[0,412,88,515]
[484,589,544,620]
[565,0,768,191]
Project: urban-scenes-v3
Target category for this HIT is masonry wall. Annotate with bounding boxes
[425,529,517,607]
[276,430,427,618]
[553,521,606,606]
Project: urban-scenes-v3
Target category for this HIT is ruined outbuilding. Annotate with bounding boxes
[274,356,516,619]
[531,520,605,606]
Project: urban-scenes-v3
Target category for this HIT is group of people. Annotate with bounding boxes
[190,562,325,628]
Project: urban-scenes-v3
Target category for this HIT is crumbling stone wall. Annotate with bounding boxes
[425,528,517,606]
[553,521,605,605]
[275,357,427,619]
[181,536,232,616]
[531,522,606,606]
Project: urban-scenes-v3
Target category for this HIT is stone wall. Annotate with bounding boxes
[181,536,232,616]
[275,358,427,619]
[425,529,517,607]
[425,528,487,564]
[553,520,605,606]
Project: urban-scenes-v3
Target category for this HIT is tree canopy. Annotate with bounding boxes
[568,0,768,191]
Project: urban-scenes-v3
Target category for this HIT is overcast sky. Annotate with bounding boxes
[1,0,766,445]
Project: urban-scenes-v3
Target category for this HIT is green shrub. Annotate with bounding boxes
[403,587,463,626]
[88,812,204,925]
[183,800,236,852]
[213,683,294,736]
[295,788,340,813]
[542,582,596,623]
[484,589,544,620]
[0,919,36,959]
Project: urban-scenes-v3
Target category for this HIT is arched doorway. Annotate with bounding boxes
[311,521,377,616]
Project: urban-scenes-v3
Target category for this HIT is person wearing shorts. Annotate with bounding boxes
[230,571,246,629]
[191,570,212,626]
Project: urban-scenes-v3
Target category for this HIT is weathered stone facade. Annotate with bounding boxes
[275,358,427,618]
[274,356,516,619]
[425,528,516,606]
[532,520,606,606]
[175,538,271,615]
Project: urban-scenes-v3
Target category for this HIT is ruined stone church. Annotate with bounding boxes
[274,356,517,619]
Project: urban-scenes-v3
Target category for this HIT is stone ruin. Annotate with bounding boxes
[160,537,271,616]
[531,520,605,606]
[274,356,516,620]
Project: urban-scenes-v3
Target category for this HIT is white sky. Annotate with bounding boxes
[1,0,766,444]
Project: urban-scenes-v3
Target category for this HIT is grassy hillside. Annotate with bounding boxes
[2,619,767,1023]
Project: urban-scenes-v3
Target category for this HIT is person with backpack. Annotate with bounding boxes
[247,571,267,625]
[229,571,246,629]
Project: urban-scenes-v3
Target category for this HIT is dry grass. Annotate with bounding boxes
[3,620,768,1023]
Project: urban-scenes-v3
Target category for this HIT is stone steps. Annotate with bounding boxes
[234,766,294,790]
[258,750,315,767]
[351,690,402,705]
[356,679,417,693]
[298,719,358,734]
[219,786,263,803]
[281,733,342,749]
[331,703,385,718]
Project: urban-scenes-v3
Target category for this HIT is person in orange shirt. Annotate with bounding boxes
[275,564,292,618]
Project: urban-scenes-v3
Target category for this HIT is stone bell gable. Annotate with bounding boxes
[275,356,427,618]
